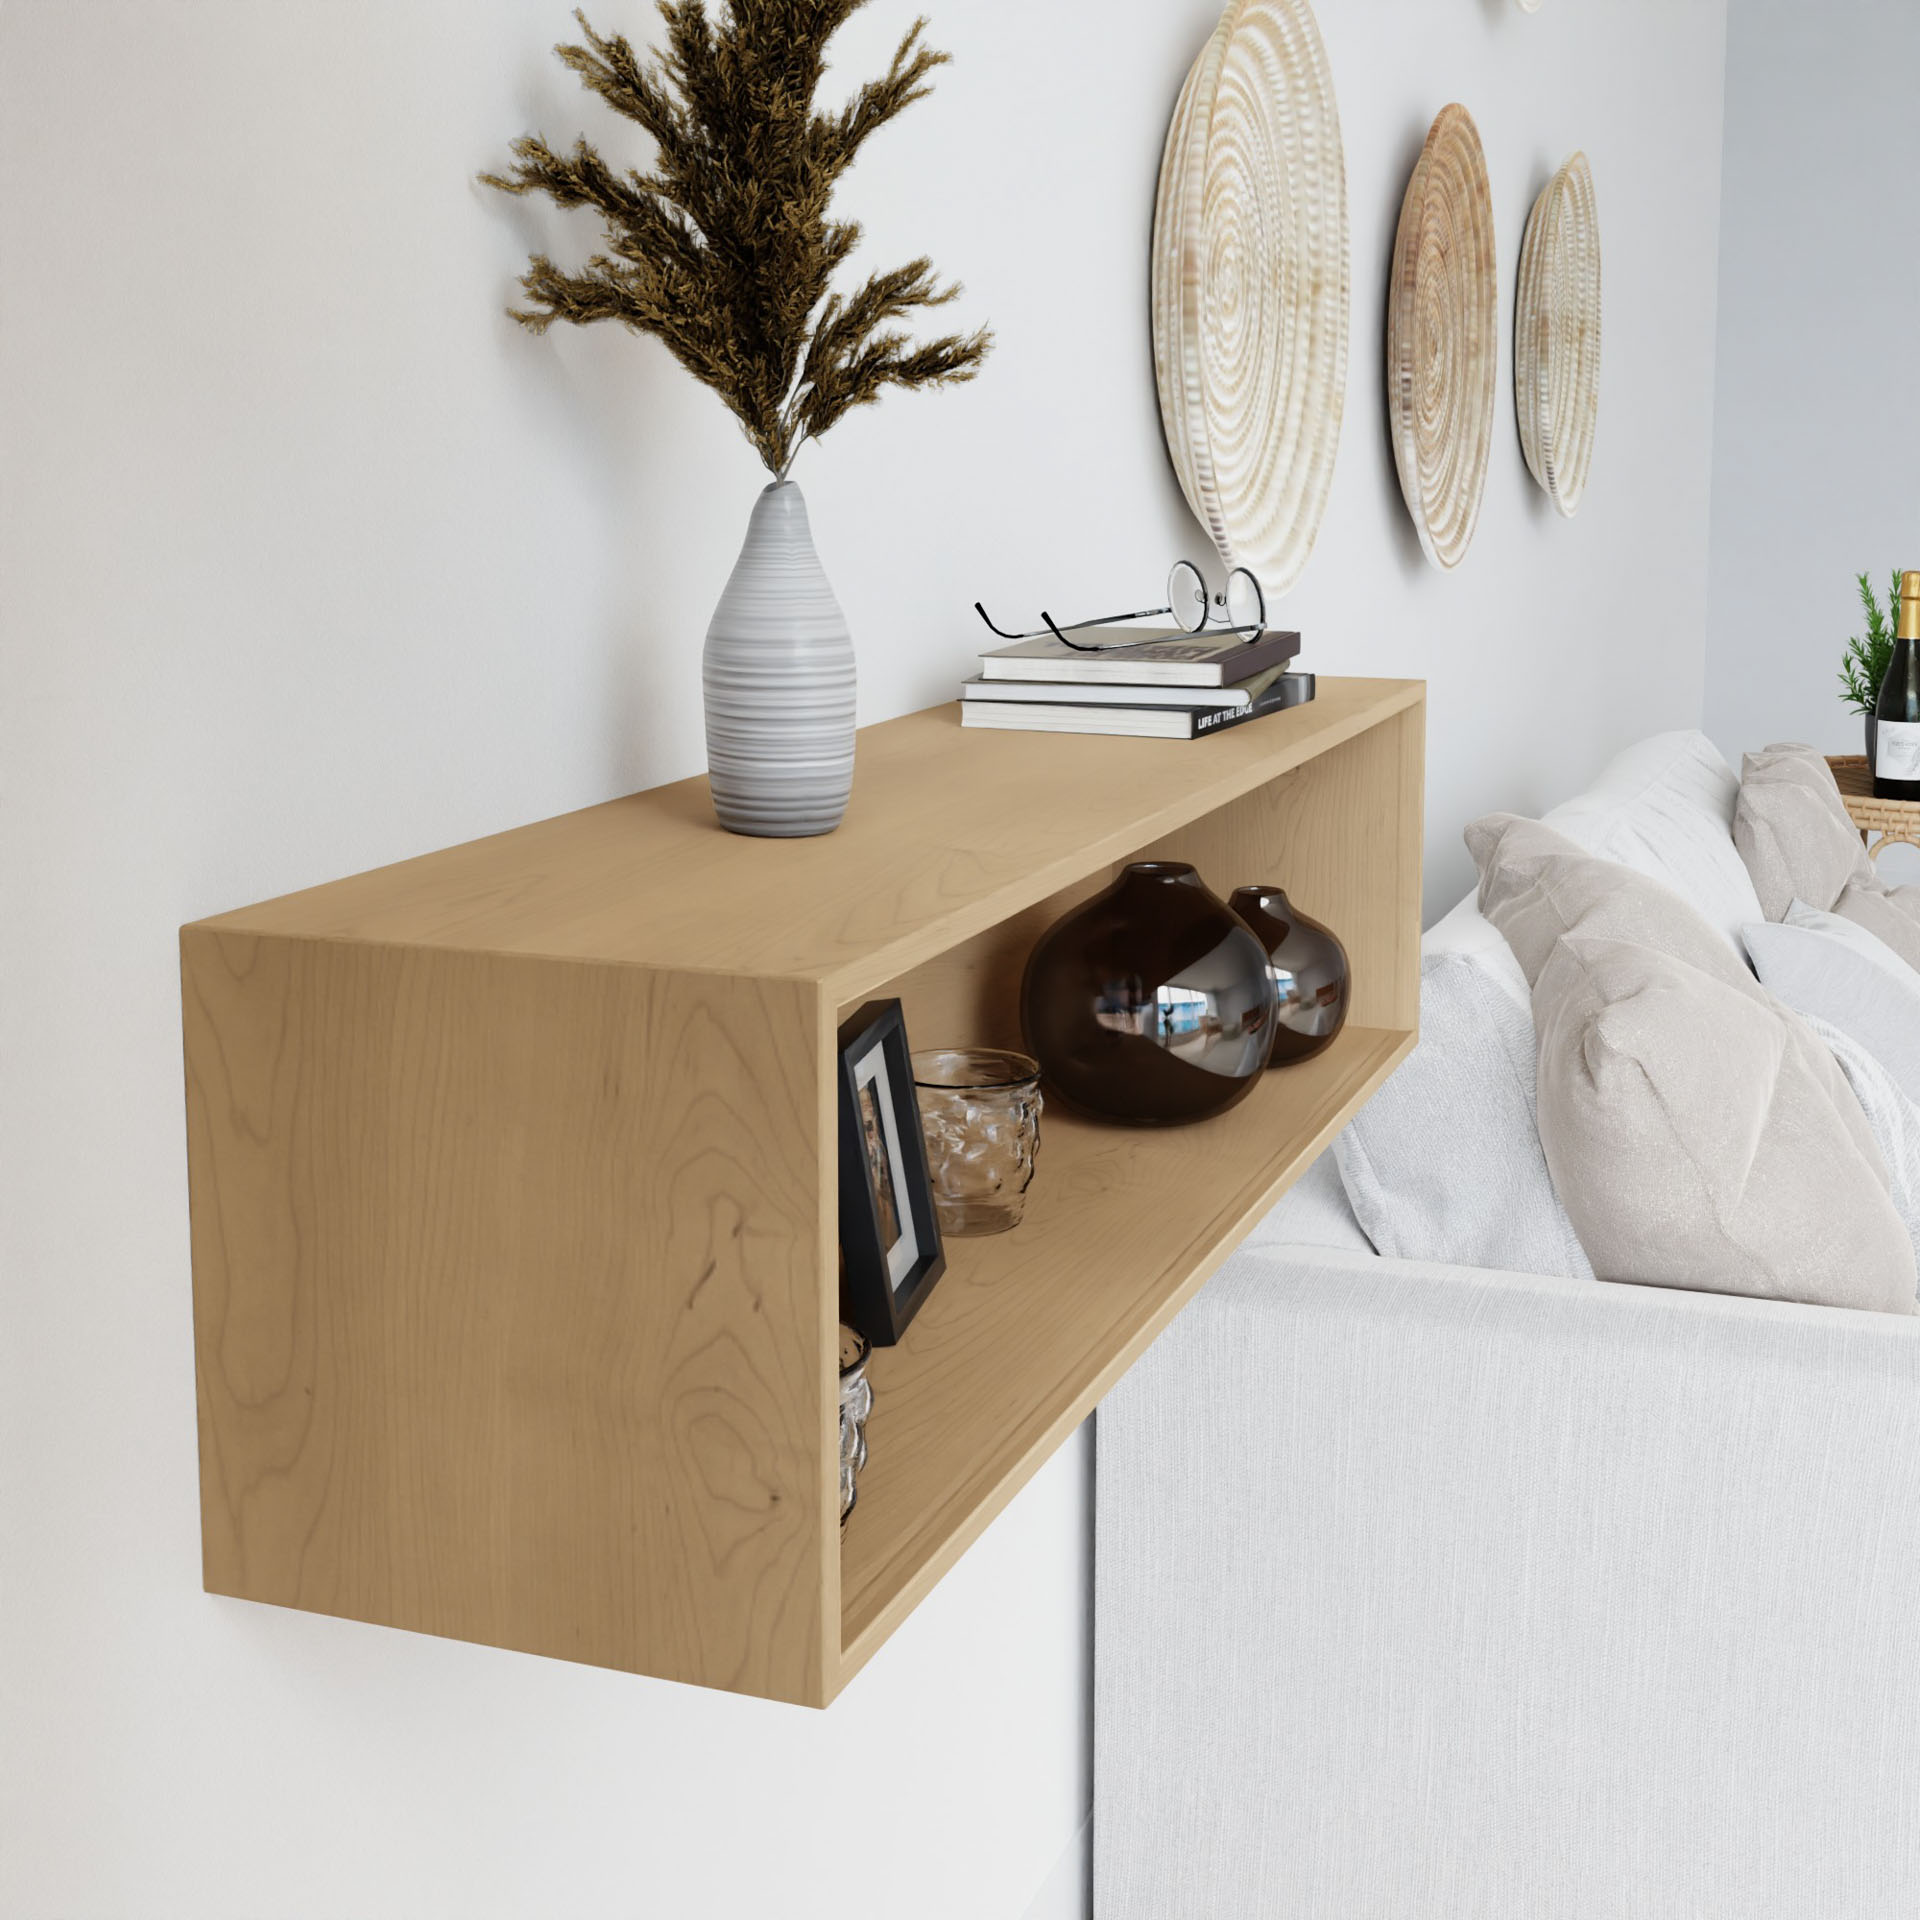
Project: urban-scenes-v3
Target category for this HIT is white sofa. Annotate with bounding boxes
[1094,735,1920,1918]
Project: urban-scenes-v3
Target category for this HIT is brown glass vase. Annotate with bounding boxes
[1020,863,1278,1126]
[1229,885,1349,1067]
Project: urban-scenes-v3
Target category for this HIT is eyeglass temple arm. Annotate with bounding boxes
[974,602,1037,640]
[1040,611,1114,653]
[975,600,1176,644]
[1045,611,1268,653]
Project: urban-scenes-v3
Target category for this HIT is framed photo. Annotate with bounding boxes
[837,1000,945,1347]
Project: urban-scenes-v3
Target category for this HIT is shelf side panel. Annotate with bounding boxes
[857,875,1109,1055]
[1143,699,1425,1033]
[182,931,831,1703]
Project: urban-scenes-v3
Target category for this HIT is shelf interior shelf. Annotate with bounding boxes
[837,1021,1414,1680]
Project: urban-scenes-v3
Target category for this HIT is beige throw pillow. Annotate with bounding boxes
[1531,935,1917,1313]
[1732,742,1920,967]
[1468,813,1917,1314]
[1835,883,1920,973]
[1732,743,1877,919]
[1465,812,1761,992]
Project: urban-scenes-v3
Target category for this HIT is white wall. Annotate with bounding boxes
[1706,0,1920,777]
[0,3,1726,1915]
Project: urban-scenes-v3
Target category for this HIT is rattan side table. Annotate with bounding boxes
[1828,756,1920,862]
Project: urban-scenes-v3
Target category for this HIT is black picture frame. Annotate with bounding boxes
[837,999,945,1347]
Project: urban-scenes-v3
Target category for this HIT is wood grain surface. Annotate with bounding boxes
[196,681,1421,996]
[863,704,1423,1049]
[1141,703,1423,1033]
[183,932,833,1702]
[838,1025,1413,1678]
[180,680,1425,1703]
[837,700,1423,1676]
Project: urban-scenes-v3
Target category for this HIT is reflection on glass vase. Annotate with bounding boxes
[1020,862,1278,1126]
[1229,886,1350,1066]
[839,1325,872,1528]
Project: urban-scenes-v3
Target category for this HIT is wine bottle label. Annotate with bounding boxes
[1881,721,1920,781]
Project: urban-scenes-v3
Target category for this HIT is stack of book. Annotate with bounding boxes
[960,627,1312,739]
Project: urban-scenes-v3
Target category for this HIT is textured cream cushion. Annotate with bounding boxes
[1469,814,1916,1314]
[1744,901,1920,1106]
[1835,883,1920,972]
[1529,935,1915,1313]
[1541,730,1763,949]
[1733,743,1877,919]
[1733,742,1920,966]
[1464,812,1754,991]
[1426,731,1760,991]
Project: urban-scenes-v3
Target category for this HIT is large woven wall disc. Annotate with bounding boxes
[1387,103,1498,572]
[1152,0,1350,598]
[1516,152,1602,517]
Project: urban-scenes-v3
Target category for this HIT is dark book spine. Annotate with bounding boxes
[1190,673,1316,738]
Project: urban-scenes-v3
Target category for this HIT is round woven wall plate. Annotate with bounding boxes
[1386,103,1498,572]
[1515,151,1601,517]
[1151,0,1350,597]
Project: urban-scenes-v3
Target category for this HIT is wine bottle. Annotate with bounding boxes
[1874,570,1920,800]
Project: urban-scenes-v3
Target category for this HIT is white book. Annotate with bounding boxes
[961,702,1218,739]
[958,674,1313,741]
[977,627,1299,686]
[960,675,1255,710]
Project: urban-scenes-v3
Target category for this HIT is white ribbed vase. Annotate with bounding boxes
[702,481,857,837]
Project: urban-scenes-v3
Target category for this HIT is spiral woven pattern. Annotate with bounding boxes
[1152,0,1350,596]
[1387,103,1498,572]
[1516,152,1601,518]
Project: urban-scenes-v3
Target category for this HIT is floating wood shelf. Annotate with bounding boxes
[182,677,1424,1706]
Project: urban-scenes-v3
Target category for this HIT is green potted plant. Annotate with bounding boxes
[485,3,990,836]
[1842,571,1903,766]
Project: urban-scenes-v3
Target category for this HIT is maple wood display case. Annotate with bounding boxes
[181,678,1424,1706]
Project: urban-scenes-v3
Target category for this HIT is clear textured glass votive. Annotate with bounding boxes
[839,1325,872,1529]
[911,1047,1044,1237]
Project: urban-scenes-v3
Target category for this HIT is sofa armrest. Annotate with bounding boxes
[1096,1247,1920,1920]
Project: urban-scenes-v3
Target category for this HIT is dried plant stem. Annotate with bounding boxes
[483,1,992,476]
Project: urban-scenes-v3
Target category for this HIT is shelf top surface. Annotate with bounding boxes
[193,677,1423,992]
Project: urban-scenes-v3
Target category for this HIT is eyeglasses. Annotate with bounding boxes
[975,560,1268,653]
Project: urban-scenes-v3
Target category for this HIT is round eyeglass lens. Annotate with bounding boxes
[1225,567,1266,635]
[1168,560,1209,634]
